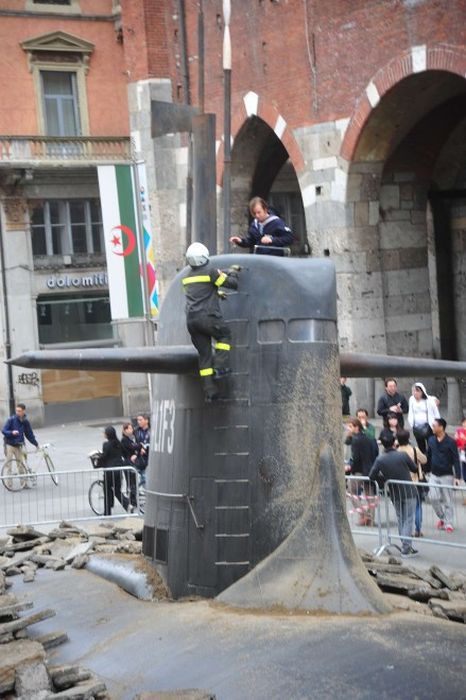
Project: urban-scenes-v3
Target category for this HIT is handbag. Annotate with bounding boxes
[413,423,431,440]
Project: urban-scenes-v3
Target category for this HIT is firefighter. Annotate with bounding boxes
[182,242,240,401]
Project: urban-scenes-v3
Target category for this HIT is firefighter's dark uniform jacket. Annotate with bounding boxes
[182,262,238,382]
[182,262,237,319]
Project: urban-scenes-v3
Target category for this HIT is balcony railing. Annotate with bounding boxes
[0,136,132,165]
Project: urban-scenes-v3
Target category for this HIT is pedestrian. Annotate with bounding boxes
[379,412,403,448]
[340,377,352,417]
[229,196,293,255]
[369,431,419,557]
[397,429,428,538]
[377,377,408,428]
[345,418,379,525]
[182,241,240,401]
[356,408,377,441]
[2,402,39,462]
[120,422,139,512]
[408,382,440,454]
[98,426,129,515]
[426,418,462,533]
[134,413,151,486]
[454,416,466,484]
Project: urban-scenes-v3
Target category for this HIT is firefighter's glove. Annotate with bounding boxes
[217,289,227,300]
[228,265,242,273]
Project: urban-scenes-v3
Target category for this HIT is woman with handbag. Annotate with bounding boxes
[397,429,428,538]
[98,425,129,515]
[408,382,440,454]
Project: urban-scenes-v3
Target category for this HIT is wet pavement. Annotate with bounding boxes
[3,417,466,699]
[11,566,466,700]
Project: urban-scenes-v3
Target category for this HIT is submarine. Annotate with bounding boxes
[11,254,466,614]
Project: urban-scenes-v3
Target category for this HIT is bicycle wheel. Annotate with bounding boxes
[1,457,27,492]
[89,479,105,516]
[44,454,58,486]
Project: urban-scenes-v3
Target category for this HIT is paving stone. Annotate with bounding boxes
[364,562,416,576]
[37,630,70,650]
[375,573,433,594]
[383,593,433,616]
[429,565,459,591]
[413,570,444,589]
[428,598,466,622]
[43,678,107,698]
[445,590,466,602]
[0,595,34,620]
[3,537,50,553]
[31,553,66,568]
[48,539,93,563]
[0,639,46,694]
[50,665,91,691]
[16,660,51,696]
[71,555,89,569]
[6,526,48,542]
[1,552,33,571]
[44,559,66,571]
[78,525,113,540]
[408,588,449,603]
[115,541,142,554]
[23,569,36,583]
[0,607,55,636]
[46,529,69,540]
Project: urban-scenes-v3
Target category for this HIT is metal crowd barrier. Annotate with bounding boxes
[345,476,383,548]
[0,466,143,530]
[346,475,466,556]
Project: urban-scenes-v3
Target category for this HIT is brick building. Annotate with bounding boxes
[121,0,466,411]
[0,0,152,424]
[1,0,464,422]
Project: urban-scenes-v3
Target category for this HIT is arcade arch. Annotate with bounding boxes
[343,67,466,368]
[227,115,309,255]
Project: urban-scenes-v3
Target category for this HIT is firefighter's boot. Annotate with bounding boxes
[202,375,219,402]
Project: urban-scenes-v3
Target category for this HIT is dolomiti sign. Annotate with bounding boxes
[46,272,108,289]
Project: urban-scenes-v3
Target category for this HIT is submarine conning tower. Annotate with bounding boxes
[142,255,390,613]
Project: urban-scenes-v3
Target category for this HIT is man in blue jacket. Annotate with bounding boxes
[426,417,461,533]
[229,197,293,255]
[2,403,39,461]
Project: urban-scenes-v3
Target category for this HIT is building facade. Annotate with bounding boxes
[0,0,151,424]
[1,0,465,423]
[120,0,466,412]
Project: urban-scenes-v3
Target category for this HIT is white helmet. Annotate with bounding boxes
[186,242,209,267]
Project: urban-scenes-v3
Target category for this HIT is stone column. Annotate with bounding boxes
[1,197,43,425]
[446,377,463,427]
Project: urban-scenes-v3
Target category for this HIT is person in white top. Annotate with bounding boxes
[408,382,440,454]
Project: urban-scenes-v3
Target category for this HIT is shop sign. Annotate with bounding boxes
[46,272,108,289]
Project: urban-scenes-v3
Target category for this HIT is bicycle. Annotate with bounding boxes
[88,452,145,516]
[1,443,58,492]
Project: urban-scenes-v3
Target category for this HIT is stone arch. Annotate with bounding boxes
[336,42,466,405]
[341,44,466,161]
[218,92,308,254]
[216,91,305,186]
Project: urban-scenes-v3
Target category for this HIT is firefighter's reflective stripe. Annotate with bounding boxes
[199,367,214,376]
[215,342,231,351]
[214,272,227,287]
[182,275,211,285]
